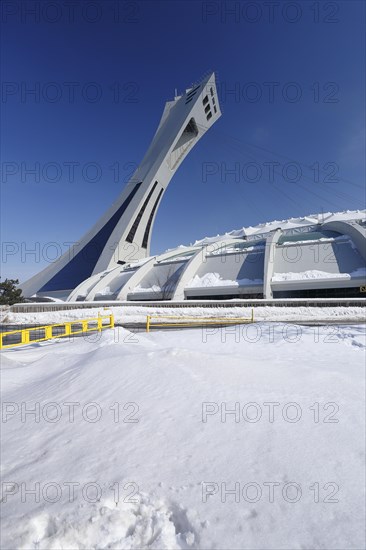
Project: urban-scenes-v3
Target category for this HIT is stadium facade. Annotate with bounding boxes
[21,73,366,302]
[66,210,366,302]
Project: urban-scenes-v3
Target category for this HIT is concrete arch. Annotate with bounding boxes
[171,238,242,301]
[263,229,282,299]
[321,220,366,260]
[67,270,110,302]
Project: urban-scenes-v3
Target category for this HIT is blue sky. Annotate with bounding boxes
[1,0,365,282]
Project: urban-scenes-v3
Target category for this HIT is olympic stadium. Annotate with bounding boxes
[20,73,366,303]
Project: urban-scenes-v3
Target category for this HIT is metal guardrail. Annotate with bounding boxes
[0,314,114,350]
[146,309,254,332]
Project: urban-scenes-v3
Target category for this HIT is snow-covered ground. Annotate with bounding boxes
[1,305,365,326]
[1,323,365,549]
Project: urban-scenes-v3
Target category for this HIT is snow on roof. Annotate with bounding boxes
[190,210,366,247]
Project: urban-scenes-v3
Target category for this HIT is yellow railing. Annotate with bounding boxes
[0,314,114,350]
[146,309,254,332]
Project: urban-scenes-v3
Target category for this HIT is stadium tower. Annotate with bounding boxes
[21,73,221,299]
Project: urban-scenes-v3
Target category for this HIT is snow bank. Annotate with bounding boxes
[13,493,186,549]
[1,324,365,548]
[209,244,266,255]
[130,284,162,294]
[94,286,114,296]
[3,304,365,326]
[272,268,366,282]
[191,209,366,246]
[187,272,263,288]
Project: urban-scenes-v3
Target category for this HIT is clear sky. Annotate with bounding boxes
[1,0,365,282]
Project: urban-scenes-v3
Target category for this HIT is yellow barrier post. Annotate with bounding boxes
[21,330,30,345]
[45,326,53,340]
[146,315,150,333]
[251,308,254,322]
[97,314,103,331]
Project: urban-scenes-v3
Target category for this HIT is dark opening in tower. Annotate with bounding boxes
[168,117,199,170]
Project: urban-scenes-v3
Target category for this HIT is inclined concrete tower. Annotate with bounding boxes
[21,72,222,299]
